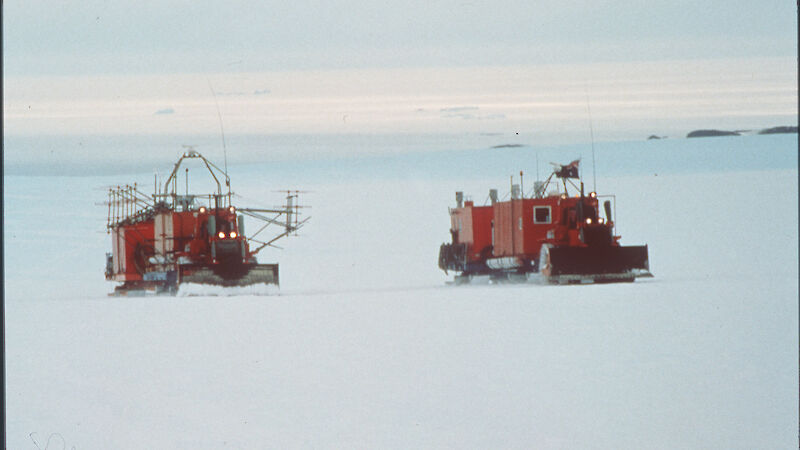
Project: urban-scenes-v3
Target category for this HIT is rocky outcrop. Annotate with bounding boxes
[491,144,524,148]
[758,126,798,135]
[687,129,740,138]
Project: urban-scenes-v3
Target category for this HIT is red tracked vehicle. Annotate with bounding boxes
[438,160,651,284]
[105,150,308,295]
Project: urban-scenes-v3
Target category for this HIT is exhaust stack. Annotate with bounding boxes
[489,189,498,204]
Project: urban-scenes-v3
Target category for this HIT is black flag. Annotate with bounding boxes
[557,160,580,179]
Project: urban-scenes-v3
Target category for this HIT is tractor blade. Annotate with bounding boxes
[547,245,651,283]
[179,263,279,287]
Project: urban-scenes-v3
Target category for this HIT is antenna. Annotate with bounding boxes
[586,92,597,193]
[207,78,230,195]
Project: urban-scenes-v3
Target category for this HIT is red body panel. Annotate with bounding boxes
[111,221,154,281]
[450,200,494,262]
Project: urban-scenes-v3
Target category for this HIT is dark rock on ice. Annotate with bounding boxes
[758,126,798,135]
[687,129,740,138]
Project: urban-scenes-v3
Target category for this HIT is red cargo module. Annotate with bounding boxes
[439,161,652,284]
[448,195,495,267]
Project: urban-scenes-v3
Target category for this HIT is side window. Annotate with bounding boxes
[534,206,551,224]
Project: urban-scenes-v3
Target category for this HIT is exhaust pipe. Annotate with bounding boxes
[604,200,612,222]
[207,215,216,235]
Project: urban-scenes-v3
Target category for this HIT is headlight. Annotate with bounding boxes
[218,231,225,239]
[598,218,605,224]
[560,194,567,199]
[230,231,238,238]
[585,218,592,224]
[589,192,596,198]
[229,206,236,213]
[199,206,207,213]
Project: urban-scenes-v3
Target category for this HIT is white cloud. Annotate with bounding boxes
[3,57,797,144]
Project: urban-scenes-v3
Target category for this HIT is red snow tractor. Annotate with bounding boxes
[438,160,651,284]
[104,149,308,295]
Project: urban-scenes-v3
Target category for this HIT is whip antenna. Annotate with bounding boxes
[207,78,230,194]
[586,92,597,193]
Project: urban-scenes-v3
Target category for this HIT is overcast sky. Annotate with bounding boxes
[3,1,797,143]
[5,1,797,75]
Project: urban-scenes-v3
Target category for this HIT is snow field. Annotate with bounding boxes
[6,278,796,448]
[4,134,798,448]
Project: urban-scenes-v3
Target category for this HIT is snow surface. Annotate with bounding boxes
[4,134,798,448]
[176,283,281,298]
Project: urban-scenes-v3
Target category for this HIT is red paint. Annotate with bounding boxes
[450,204,494,262]
[111,221,154,282]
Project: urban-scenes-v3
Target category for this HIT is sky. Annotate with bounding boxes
[3,1,798,148]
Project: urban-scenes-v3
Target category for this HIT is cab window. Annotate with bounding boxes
[533,206,551,224]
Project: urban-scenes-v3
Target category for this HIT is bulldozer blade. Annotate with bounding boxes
[179,263,279,287]
[546,245,651,283]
